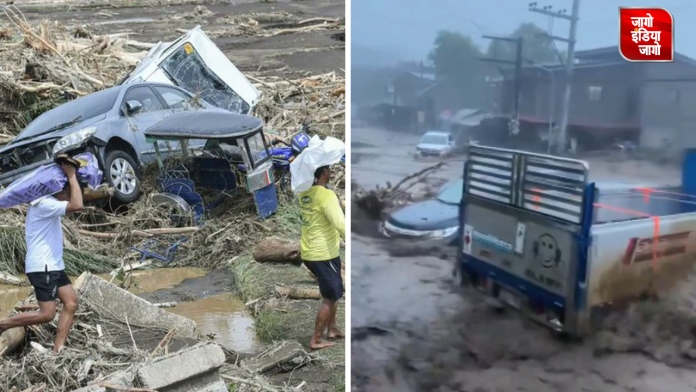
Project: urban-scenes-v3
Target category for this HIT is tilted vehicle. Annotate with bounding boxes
[145,111,279,221]
[0,27,261,204]
[121,26,260,115]
[0,82,227,203]
[382,178,462,245]
[457,144,696,336]
[416,130,455,157]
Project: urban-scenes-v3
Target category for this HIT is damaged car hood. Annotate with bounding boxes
[121,26,260,114]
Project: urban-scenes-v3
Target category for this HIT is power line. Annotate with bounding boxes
[529,0,580,155]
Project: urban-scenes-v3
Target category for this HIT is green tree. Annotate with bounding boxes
[486,22,559,64]
[428,31,491,109]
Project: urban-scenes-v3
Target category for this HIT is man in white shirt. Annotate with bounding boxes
[0,162,83,353]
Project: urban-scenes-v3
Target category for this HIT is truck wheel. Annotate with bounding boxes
[105,150,140,204]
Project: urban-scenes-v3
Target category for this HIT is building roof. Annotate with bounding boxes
[575,46,696,67]
[517,46,696,73]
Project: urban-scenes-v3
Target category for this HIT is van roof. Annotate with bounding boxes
[423,130,450,136]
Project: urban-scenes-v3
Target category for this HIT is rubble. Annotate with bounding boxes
[240,341,305,374]
[0,272,315,392]
[74,273,198,338]
[135,341,226,391]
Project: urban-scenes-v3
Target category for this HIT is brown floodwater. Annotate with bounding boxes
[168,293,257,354]
[0,267,259,354]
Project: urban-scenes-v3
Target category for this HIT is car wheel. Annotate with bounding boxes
[105,150,140,204]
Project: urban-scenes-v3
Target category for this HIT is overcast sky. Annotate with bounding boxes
[352,0,692,65]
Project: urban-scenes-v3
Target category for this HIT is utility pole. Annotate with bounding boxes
[480,35,524,135]
[529,0,580,155]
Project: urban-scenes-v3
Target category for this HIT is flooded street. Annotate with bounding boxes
[351,127,696,392]
[0,267,259,355]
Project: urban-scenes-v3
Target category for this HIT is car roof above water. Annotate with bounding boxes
[423,130,450,136]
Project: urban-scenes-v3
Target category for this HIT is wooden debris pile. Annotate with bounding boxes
[250,71,346,142]
[352,162,447,221]
[0,6,152,138]
[213,11,345,39]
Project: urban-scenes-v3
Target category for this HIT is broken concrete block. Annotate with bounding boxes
[136,341,225,391]
[241,341,305,374]
[70,386,106,392]
[74,273,197,338]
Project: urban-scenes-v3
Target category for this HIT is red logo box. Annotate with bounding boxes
[619,7,674,62]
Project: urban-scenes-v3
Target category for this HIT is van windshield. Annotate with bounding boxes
[421,134,447,145]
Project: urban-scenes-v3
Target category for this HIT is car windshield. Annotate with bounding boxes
[161,43,250,114]
[437,179,464,205]
[421,134,447,145]
[14,88,120,142]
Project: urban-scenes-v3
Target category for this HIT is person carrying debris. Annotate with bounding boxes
[290,135,345,351]
[0,161,84,353]
[299,165,345,350]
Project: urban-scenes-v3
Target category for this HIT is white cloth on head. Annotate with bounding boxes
[290,135,345,194]
[25,196,67,273]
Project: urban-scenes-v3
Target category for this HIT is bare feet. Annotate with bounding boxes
[327,328,345,340]
[309,339,335,351]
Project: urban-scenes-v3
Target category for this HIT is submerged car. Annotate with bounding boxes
[416,130,455,157]
[0,83,226,203]
[382,178,463,245]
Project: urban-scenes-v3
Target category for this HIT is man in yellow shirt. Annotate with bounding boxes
[299,165,345,350]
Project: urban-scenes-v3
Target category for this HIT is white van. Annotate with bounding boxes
[416,130,455,157]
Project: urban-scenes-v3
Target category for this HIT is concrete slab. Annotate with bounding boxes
[241,341,305,374]
[136,341,226,390]
[73,273,197,338]
[70,386,106,392]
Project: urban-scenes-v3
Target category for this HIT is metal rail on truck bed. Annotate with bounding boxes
[459,145,696,336]
[459,144,596,335]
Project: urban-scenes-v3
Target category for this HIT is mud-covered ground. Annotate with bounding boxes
[17,0,345,78]
[351,127,696,392]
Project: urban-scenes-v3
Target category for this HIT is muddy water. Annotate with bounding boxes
[168,293,257,354]
[126,267,207,294]
[352,127,696,391]
[0,267,259,354]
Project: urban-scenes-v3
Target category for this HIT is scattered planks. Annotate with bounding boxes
[78,226,199,239]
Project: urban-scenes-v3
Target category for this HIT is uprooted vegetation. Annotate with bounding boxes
[0,6,346,392]
[0,6,345,141]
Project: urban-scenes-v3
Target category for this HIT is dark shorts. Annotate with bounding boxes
[304,257,343,301]
[26,270,72,302]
